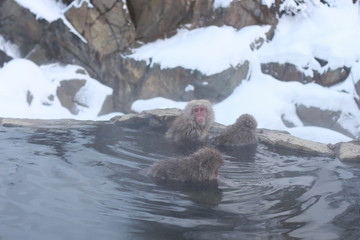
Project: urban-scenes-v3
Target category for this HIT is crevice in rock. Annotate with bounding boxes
[241,1,264,25]
[126,0,137,28]
[314,57,328,67]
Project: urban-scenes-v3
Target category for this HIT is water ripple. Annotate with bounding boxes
[0,125,359,239]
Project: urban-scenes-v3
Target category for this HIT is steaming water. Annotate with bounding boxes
[0,123,359,240]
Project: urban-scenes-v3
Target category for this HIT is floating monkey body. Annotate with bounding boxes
[148,147,224,182]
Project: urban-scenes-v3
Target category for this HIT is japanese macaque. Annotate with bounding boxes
[165,99,214,142]
[148,147,224,182]
[214,114,258,146]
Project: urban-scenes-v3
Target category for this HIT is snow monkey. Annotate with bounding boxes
[165,99,214,142]
[148,147,224,182]
[214,114,258,146]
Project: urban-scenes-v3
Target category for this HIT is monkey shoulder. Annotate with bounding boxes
[165,114,208,141]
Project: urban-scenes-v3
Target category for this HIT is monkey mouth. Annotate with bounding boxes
[196,116,206,125]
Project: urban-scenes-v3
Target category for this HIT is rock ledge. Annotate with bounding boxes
[1,109,359,162]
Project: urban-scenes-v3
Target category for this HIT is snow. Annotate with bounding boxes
[131,74,356,144]
[213,0,276,9]
[287,126,352,144]
[185,85,195,92]
[213,0,234,9]
[13,0,88,42]
[1,1,359,144]
[132,97,187,112]
[14,0,67,22]
[0,59,68,119]
[262,0,275,8]
[129,2,360,144]
[129,25,270,76]
[0,36,21,58]
[40,63,115,120]
[259,1,360,72]
[0,59,116,120]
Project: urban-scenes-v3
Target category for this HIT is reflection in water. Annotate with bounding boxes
[0,124,360,240]
[151,179,223,208]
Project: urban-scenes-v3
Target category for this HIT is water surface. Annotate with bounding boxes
[0,123,359,240]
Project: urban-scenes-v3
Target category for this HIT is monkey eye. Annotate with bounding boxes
[193,107,206,113]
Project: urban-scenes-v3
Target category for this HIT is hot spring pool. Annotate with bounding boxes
[0,123,359,239]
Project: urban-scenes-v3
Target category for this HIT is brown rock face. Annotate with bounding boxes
[65,0,136,56]
[127,0,193,42]
[101,56,249,112]
[56,79,86,115]
[261,62,314,83]
[201,0,278,36]
[354,80,360,109]
[261,62,350,87]
[28,19,93,72]
[0,0,47,56]
[296,104,355,138]
[127,0,278,42]
[316,66,350,87]
[354,80,360,97]
[98,94,114,116]
[2,0,278,114]
[193,61,250,101]
[0,50,12,67]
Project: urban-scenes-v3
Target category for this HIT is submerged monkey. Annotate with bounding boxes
[214,113,258,146]
[148,147,223,182]
[165,99,214,142]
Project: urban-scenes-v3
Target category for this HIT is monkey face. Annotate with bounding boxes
[192,106,207,125]
[166,99,214,142]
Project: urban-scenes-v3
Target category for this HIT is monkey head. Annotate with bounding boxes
[183,99,214,127]
[235,113,257,130]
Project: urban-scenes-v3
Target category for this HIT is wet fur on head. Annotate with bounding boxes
[235,114,257,130]
[214,113,258,146]
[165,99,214,141]
[148,147,224,182]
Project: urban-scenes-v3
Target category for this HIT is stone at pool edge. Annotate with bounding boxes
[256,128,335,157]
[1,108,359,162]
[110,108,182,128]
[336,141,360,162]
[112,109,359,161]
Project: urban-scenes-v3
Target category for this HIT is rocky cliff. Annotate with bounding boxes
[1,0,273,113]
[0,0,359,139]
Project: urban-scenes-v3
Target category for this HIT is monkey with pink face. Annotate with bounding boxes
[165,99,257,146]
[165,99,214,142]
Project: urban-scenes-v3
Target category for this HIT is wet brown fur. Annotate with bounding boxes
[165,99,214,141]
[214,114,258,146]
[148,147,224,182]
